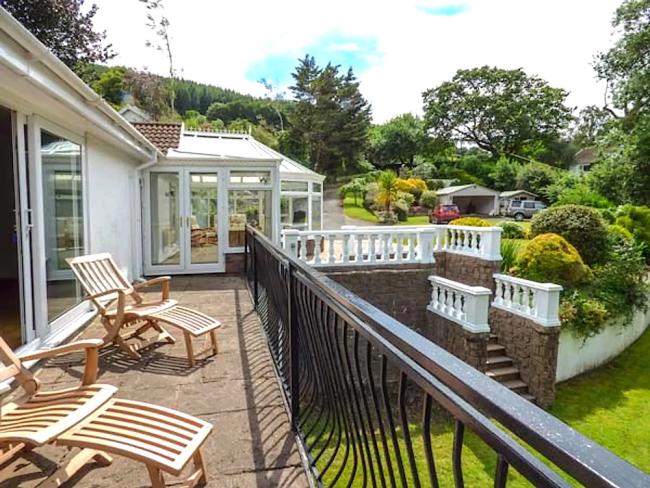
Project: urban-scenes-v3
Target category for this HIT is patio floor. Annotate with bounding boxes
[0,275,309,488]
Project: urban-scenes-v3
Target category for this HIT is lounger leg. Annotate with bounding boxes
[0,442,26,466]
[115,334,142,360]
[209,330,218,355]
[147,464,166,488]
[184,331,195,367]
[151,320,177,345]
[41,448,108,488]
[193,448,208,484]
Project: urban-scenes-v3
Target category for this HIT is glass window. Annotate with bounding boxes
[229,189,271,246]
[41,130,83,321]
[150,172,181,266]
[524,201,536,209]
[229,170,271,185]
[190,173,218,264]
[281,195,308,229]
[281,180,308,192]
[311,195,322,231]
[312,182,322,193]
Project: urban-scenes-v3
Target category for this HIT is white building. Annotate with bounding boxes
[436,184,500,215]
[0,8,323,353]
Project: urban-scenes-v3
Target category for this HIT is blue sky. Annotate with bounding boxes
[94,0,621,122]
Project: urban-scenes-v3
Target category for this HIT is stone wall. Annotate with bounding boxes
[440,253,501,292]
[489,307,560,408]
[325,264,439,333]
[424,314,489,371]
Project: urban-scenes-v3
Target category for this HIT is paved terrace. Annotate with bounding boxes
[0,275,309,488]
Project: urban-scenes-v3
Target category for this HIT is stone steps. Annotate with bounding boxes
[484,334,535,403]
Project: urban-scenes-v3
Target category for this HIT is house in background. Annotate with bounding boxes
[436,184,500,215]
[0,8,323,353]
[569,147,597,175]
[498,189,539,213]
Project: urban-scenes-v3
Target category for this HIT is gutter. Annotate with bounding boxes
[0,8,163,161]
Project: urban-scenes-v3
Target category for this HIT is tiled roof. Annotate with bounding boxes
[133,123,181,154]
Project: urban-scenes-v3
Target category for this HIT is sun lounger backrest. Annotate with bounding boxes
[67,253,134,305]
[0,337,38,393]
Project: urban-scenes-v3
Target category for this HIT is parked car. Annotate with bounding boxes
[429,204,461,224]
[505,200,546,221]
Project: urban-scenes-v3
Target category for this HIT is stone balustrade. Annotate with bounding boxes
[282,227,437,266]
[282,223,502,267]
[427,276,492,333]
[492,273,563,327]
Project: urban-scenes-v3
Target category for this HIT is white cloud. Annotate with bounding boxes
[93,0,621,122]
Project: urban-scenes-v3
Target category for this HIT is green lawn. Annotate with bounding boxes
[307,327,650,485]
[342,196,430,226]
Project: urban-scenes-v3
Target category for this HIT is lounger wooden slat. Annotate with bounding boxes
[67,253,221,365]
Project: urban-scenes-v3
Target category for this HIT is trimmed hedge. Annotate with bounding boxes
[530,204,609,264]
[449,217,491,227]
[515,233,589,288]
[499,222,525,239]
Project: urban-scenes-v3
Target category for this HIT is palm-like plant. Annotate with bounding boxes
[375,170,399,212]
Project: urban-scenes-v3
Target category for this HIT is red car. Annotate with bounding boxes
[429,204,461,224]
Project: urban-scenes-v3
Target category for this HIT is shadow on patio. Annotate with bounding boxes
[0,275,309,488]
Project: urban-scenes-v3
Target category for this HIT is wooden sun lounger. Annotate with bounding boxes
[0,336,212,487]
[67,253,221,366]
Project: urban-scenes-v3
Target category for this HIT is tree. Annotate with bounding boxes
[366,114,427,169]
[515,163,558,199]
[573,106,614,146]
[288,56,372,174]
[376,170,399,212]
[124,70,170,120]
[140,0,177,112]
[489,158,519,191]
[92,67,126,108]
[596,0,650,124]
[422,66,573,159]
[1,0,114,73]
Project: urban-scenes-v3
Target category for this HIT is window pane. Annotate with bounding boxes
[41,130,83,321]
[281,180,308,192]
[281,195,308,229]
[229,189,272,246]
[229,170,271,185]
[190,173,218,264]
[311,195,322,231]
[312,182,322,193]
[150,172,181,265]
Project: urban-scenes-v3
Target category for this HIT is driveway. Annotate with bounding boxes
[323,187,374,229]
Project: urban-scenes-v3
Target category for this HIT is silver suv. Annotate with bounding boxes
[505,200,546,221]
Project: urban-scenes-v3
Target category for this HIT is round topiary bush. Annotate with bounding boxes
[515,233,589,288]
[393,199,410,222]
[449,217,492,227]
[530,204,609,264]
[499,222,525,239]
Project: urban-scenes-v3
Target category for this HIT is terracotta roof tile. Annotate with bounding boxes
[133,123,181,153]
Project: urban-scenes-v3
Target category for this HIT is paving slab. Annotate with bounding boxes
[0,275,309,487]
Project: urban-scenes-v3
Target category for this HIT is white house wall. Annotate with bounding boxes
[85,136,140,280]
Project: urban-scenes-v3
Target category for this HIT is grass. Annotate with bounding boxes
[305,327,650,485]
[343,196,431,226]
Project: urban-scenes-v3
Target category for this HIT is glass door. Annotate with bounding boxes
[186,172,222,272]
[145,169,224,275]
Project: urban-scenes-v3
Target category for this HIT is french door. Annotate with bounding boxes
[144,168,224,275]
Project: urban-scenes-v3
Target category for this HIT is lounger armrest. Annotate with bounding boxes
[88,288,126,300]
[133,276,171,299]
[19,339,103,385]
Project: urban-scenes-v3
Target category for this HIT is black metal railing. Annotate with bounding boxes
[244,226,649,488]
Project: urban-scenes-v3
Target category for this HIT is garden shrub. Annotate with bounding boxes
[614,205,650,261]
[396,177,427,202]
[554,183,613,209]
[412,162,437,180]
[515,233,589,288]
[599,208,616,224]
[500,239,525,273]
[530,204,609,264]
[393,199,410,222]
[560,291,609,338]
[499,222,525,239]
[364,182,379,211]
[397,191,415,207]
[377,210,398,225]
[426,179,445,191]
[420,190,438,209]
[449,217,491,227]
[608,224,633,246]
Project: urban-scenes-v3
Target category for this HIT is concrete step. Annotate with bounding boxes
[486,366,521,382]
[488,333,499,343]
[520,393,536,403]
[486,355,512,367]
[501,379,528,393]
[487,343,506,356]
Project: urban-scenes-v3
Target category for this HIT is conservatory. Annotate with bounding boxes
[135,124,325,275]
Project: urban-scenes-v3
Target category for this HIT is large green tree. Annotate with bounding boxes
[1,0,114,73]
[288,56,372,175]
[422,66,573,159]
[366,113,427,169]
